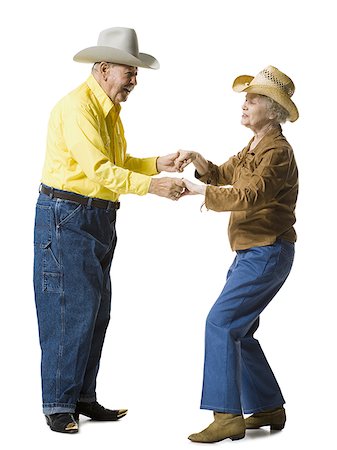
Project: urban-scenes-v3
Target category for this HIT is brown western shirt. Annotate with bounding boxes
[197,126,298,251]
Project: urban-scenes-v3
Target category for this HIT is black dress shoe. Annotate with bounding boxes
[45,413,79,433]
[75,401,128,421]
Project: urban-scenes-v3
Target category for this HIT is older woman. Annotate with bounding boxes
[177,66,298,443]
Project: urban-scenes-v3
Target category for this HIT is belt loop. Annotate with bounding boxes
[106,201,112,211]
[49,187,54,199]
[39,183,42,193]
[87,197,93,209]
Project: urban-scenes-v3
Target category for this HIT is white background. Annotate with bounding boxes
[1,0,336,448]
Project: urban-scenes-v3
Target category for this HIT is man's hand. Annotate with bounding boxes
[156,152,180,173]
[148,177,186,200]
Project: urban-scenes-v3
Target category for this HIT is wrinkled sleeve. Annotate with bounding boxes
[63,104,152,196]
[205,148,290,212]
[195,153,241,186]
[124,154,159,176]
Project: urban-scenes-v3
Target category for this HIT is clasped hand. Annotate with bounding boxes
[173,150,206,196]
[149,151,205,200]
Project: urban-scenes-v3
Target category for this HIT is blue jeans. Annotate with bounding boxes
[201,239,294,414]
[33,189,117,414]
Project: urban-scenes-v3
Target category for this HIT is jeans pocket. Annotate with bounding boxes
[55,200,83,228]
[40,241,63,293]
[42,241,61,269]
[42,271,63,293]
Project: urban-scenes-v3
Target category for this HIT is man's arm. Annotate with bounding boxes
[123,152,180,175]
[62,103,186,200]
[63,104,154,196]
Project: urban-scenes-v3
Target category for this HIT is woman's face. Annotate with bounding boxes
[241,94,274,132]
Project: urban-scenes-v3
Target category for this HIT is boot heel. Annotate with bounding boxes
[230,433,245,441]
[271,423,285,431]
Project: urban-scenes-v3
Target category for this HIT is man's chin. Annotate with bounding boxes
[118,93,130,103]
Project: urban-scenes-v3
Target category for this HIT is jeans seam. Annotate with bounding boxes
[55,198,83,228]
[55,203,65,403]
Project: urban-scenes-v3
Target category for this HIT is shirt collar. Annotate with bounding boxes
[86,74,121,117]
[245,124,283,155]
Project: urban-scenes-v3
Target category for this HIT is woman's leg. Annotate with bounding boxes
[200,240,294,413]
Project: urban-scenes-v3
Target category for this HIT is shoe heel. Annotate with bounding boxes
[271,423,285,431]
[230,433,245,441]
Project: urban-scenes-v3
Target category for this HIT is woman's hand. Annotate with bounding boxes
[174,150,209,177]
[182,178,206,195]
[174,151,197,172]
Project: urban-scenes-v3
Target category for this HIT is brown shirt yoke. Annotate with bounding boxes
[197,125,298,251]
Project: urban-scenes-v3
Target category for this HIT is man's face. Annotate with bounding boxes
[104,64,138,104]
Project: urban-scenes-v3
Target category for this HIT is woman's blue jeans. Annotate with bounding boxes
[201,239,294,414]
[33,190,117,415]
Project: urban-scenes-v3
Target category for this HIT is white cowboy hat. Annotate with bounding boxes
[73,27,159,70]
[232,65,298,122]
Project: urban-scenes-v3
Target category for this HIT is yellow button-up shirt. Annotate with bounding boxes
[41,75,158,201]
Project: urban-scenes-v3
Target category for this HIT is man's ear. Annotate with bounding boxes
[99,62,111,80]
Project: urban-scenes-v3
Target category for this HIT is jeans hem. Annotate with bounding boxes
[200,404,243,414]
[243,401,285,415]
[43,403,76,415]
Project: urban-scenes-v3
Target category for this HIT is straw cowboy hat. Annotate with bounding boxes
[232,66,298,122]
[73,27,159,70]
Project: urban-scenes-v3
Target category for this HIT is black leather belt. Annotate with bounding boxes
[40,185,120,210]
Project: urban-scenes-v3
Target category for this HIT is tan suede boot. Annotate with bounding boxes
[188,412,245,443]
[245,406,286,431]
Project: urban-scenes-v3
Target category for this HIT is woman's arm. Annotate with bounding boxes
[176,150,240,186]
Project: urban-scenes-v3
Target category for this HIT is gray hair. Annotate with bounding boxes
[262,95,290,124]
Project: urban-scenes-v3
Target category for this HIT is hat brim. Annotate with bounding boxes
[73,46,159,70]
[232,75,298,122]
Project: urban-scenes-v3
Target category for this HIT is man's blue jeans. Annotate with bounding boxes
[201,239,294,414]
[33,190,117,414]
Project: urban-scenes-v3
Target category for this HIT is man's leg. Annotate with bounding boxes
[34,195,115,415]
[79,221,117,402]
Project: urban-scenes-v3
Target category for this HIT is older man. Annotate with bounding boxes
[34,27,185,434]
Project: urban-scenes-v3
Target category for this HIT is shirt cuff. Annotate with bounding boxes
[141,157,159,176]
[194,161,217,185]
[204,185,227,212]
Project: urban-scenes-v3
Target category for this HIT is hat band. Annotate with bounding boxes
[260,68,294,97]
